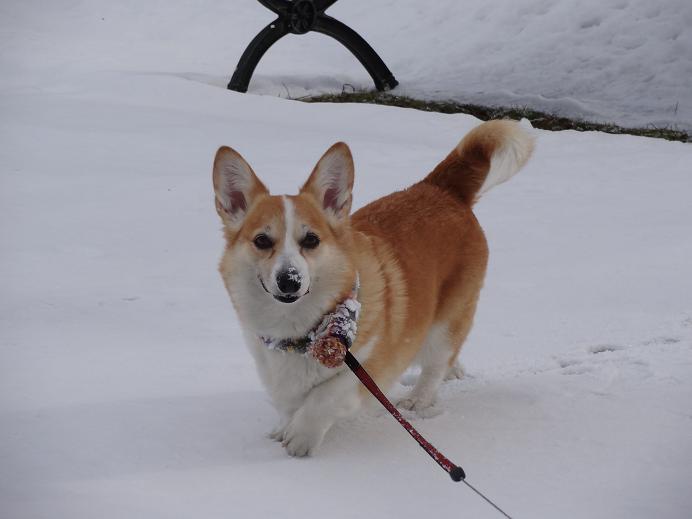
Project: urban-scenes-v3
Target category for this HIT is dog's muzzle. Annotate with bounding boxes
[258,275,307,304]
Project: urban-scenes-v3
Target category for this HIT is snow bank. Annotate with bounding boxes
[2,0,689,129]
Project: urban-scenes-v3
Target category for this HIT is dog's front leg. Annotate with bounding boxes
[282,367,361,457]
[268,412,292,442]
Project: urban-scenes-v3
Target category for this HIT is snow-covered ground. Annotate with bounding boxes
[1,2,692,518]
[3,0,690,130]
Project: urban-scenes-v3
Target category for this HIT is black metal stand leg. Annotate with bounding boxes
[227,19,290,92]
[227,0,398,93]
[312,15,398,91]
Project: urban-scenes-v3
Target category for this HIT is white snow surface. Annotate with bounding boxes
[4,0,690,129]
[2,2,692,519]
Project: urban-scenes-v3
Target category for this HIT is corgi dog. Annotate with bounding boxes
[212,120,533,457]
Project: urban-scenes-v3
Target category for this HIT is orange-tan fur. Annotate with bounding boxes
[213,120,534,456]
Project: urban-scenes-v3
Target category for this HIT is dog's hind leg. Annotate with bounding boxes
[397,323,454,416]
[443,284,482,378]
[401,218,487,411]
[399,282,481,415]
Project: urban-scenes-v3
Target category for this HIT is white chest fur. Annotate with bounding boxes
[243,332,341,414]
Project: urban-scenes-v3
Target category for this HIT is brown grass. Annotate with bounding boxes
[298,91,690,143]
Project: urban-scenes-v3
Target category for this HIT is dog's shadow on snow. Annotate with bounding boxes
[2,391,278,483]
[322,375,540,463]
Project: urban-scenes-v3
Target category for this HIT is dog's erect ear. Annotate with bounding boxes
[301,142,354,223]
[212,146,268,229]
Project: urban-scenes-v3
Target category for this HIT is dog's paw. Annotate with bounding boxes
[282,434,315,457]
[267,424,286,442]
[281,420,326,457]
[267,415,292,442]
[444,361,465,381]
[397,396,443,418]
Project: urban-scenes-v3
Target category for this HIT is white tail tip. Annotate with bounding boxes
[477,120,535,198]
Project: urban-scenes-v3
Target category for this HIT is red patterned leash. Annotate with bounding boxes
[343,351,513,519]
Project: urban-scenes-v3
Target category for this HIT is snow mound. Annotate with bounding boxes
[1,1,691,129]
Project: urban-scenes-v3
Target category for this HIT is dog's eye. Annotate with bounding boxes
[300,232,320,249]
[253,233,274,250]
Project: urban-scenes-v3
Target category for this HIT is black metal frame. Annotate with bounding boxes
[228,0,398,92]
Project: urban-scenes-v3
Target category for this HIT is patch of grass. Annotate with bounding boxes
[298,91,690,143]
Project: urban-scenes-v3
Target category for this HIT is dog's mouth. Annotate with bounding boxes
[273,294,300,304]
[258,276,309,304]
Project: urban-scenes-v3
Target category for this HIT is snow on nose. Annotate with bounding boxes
[276,266,302,294]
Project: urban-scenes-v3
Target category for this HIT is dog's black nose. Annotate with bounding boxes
[276,270,301,294]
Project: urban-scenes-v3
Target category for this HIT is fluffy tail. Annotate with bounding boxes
[424,120,534,206]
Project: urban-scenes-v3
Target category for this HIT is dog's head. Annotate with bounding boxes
[213,143,357,338]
